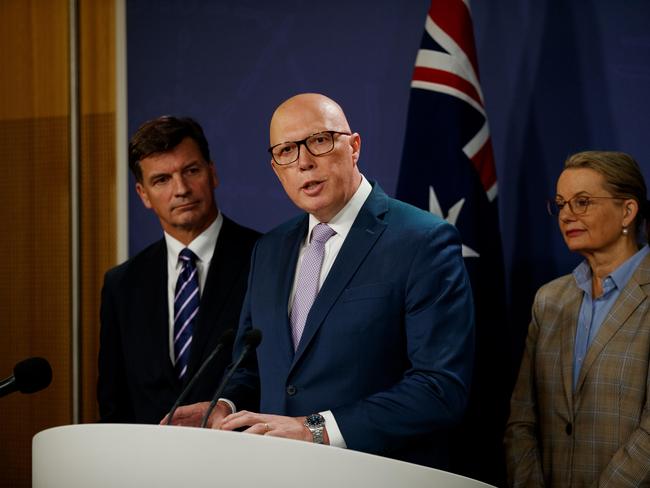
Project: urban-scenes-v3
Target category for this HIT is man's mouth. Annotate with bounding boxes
[302,180,324,191]
[174,201,198,211]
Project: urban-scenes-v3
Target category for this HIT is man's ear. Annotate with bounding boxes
[210,162,219,190]
[135,182,153,209]
[350,133,361,164]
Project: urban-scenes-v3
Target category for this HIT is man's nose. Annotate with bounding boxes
[296,143,315,170]
[172,174,190,195]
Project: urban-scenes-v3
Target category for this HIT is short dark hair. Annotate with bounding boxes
[128,116,211,182]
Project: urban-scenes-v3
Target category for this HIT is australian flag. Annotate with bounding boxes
[396,1,509,485]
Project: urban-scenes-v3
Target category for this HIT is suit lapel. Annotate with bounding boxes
[559,285,582,411]
[575,254,650,394]
[186,216,260,378]
[291,187,388,368]
[187,217,234,376]
[137,240,177,383]
[278,217,309,358]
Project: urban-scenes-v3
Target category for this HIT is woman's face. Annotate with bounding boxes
[555,168,632,255]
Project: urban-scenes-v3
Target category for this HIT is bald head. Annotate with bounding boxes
[268,93,362,222]
[270,93,351,146]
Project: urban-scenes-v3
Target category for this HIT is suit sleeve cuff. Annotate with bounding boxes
[321,410,346,448]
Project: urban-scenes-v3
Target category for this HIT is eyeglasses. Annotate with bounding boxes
[268,130,352,166]
[546,196,625,216]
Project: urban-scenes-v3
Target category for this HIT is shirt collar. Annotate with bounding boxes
[573,244,650,294]
[164,211,223,266]
[306,175,372,243]
[610,244,650,289]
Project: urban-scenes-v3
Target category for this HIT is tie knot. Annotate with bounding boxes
[179,248,198,264]
[311,223,336,244]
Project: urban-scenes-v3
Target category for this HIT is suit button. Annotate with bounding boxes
[286,385,297,396]
[565,423,572,435]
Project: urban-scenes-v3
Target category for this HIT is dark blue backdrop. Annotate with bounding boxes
[127,0,650,371]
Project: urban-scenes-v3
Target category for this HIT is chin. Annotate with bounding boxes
[569,244,599,258]
[174,215,202,229]
[564,240,586,254]
[296,200,325,218]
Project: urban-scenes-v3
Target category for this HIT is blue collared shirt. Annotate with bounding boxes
[572,245,650,389]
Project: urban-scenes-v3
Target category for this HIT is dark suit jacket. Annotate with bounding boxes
[98,215,260,424]
[505,252,650,487]
[227,184,474,468]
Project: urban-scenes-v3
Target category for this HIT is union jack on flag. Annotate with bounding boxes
[411,0,497,203]
[396,1,508,484]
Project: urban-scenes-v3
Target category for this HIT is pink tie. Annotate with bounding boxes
[290,223,336,350]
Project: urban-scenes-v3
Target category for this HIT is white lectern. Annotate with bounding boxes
[33,424,494,487]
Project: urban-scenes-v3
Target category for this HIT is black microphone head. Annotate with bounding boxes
[13,357,52,394]
[244,329,262,348]
[219,328,236,347]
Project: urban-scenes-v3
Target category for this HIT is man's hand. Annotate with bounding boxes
[160,400,232,428]
[220,411,329,444]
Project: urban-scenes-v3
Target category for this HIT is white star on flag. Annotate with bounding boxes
[429,186,479,258]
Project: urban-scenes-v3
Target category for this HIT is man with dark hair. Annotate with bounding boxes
[98,115,259,423]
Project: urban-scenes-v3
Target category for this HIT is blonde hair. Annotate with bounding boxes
[565,150,648,241]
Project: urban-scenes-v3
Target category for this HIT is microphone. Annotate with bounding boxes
[200,328,262,428]
[166,328,235,425]
[0,357,52,399]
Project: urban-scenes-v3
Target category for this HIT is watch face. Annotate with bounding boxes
[306,413,325,428]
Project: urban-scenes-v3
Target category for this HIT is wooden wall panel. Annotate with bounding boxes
[79,0,117,423]
[0,0,119,484]
[0,117,71,487]
[79,112,116,423]
[0,0,71,484]
[0,0,69,119]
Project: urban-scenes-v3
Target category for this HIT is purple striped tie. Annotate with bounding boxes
[173,248,199,380]
[290,223,336,350]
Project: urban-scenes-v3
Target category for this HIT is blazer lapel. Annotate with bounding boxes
[575,254,650,394]
[137,240,177,383]
[278,217,310,358]
[559,285,582,411]
[187,217,235,377]
[291,187,388,368]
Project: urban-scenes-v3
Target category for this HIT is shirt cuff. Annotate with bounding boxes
[321,410,346,448]
[217,398,236,415]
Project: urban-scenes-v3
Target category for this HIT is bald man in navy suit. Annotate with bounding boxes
[169,95,474,468]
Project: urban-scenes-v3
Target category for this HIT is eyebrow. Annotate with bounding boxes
[556,190,593,199]
[271,129,336,146]
[146,160,204,182]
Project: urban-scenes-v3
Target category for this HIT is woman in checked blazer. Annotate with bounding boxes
[505,151,650,487]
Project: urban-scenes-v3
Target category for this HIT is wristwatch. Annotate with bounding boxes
[304,413,326,444]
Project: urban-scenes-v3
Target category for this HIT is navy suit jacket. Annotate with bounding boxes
[97,215,259,424]
[227,184,474,468]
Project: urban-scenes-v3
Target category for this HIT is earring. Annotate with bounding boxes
[622,226,629,236]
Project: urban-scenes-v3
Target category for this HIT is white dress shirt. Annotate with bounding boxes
[289,176,372,448]
[223,177,372,445]
[164,212,223,363]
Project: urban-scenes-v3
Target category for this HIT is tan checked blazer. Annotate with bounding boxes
[505,253,650,487]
